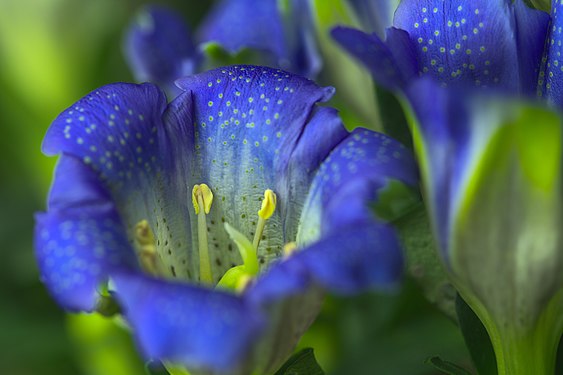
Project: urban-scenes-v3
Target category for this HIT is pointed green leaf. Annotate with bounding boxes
[425,356,473,375]
[275,348,324,375]
[455,295,497,375]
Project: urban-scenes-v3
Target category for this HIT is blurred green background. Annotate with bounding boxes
[0,1,470,374]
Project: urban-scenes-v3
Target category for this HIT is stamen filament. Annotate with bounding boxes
[252,217,267,250]
[192,184,214,284]
[253,189,277,250]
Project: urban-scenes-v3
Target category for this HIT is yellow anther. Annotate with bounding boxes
[283,242,297,258]
[192,184,213,214]
[258,189,277,219]
[253,189,277,250]
[134,220,159,275]
[135,220,155,246]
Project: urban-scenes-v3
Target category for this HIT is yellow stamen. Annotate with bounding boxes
[134,220,159,275]
[253,189,277,250]
[283,241,297,258]
[192,184,213,214]
[192,184,214,284]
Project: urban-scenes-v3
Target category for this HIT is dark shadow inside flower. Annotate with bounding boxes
[35,65,418,373]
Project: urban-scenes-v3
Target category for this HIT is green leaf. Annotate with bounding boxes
[275,348,324,375]
[425,356,473,375]
[376,86,413,150]
[455,295,497,375]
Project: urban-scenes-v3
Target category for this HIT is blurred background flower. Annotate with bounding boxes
[0,0,475,374]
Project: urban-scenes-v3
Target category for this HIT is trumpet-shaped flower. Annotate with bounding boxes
[35,66,417,374]
[406,78,563,375]
[332,0,549,93]
[125,1,321,96]
[124,5,200,95]
[198,0,321,78]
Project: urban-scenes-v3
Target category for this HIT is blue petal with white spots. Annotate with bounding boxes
[42,83,197,281]
[114,272,265,373]
[247,224,403,303]
[175,65,336,270]
[124,5,199,95]
[541,0,563,106]
[333,0,548,93]
[35,155,137,311]
[42,82,167,190]
[394,0,548,91]
[298,128,418,242]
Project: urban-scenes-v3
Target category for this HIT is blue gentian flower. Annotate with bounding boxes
[125,1,321,93]
[124,5,201,96]
[199,0,321,78]
[332,0,549,93]
[406,78,563,374]
[35,65,417,373]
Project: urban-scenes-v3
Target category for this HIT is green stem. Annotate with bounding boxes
[460,289,563,375]
[487,325,558,375]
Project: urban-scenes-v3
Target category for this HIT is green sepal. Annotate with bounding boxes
[95,295,121,317]
[200,42,267,71]
[372,179,420,222]
[424,356,473,375]
[455,294,497,375]
[274,348,324,375]
[394,203,457,319]
[526,0,550,11]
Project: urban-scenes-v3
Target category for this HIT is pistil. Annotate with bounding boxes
[252,189,277,250]
[192,184,214,284]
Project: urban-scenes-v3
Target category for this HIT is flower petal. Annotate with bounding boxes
[348,0,400,37]
[331,26,418,91]
[403,79,472,259]
[248,224,403,304]
[513,0,550,95]
[198,0,285,64]
[175,66,335,274]
[42,82,167,188]
[42,83,199,281]
[124,5,198,95]
[540,0,563,106]
[281,0,323,77]
[113,272,265,372]
[298,128,418,244]
[35,155,137,311]
[394,0,547,92]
